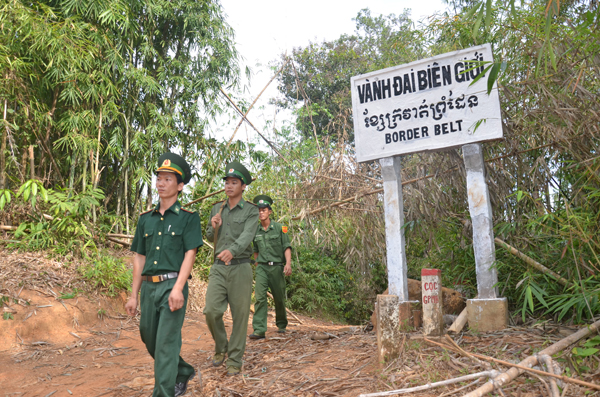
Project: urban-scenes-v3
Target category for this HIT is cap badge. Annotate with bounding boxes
[229,168,234,173]
[259,200,264,204]
[162,159,171,167]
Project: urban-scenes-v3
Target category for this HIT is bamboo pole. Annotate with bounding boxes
[358,371,500,397]
[107,236,130,247]
[107,233,134,239]
[219,87,292,167]
[28,145,34,180]
[424,335,600,393]
[494,237,571,287]
[426,319,600,396]
[204,59,289,196]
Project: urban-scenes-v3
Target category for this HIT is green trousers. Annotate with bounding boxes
[203,263,253,368]
[252,264,288,336]
[140,278,194,397]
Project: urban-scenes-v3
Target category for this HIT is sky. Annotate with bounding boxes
[210,0,449,143]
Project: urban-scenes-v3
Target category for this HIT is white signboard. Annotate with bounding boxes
[351,44,502,163]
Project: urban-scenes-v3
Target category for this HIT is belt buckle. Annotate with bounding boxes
[268,261,273,266]
[151,275,161,282]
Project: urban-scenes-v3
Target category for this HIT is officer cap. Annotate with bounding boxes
[155,153,192,184]
[223,161,252,185]
[253,195,273,209]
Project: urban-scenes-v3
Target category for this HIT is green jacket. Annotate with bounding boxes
[253,220,292,263]
[130,201,203,276]
[206,198,259,260]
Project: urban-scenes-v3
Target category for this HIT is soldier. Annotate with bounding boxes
[126,153,203,397]
[248,195,292,340]
[204,161,259,376]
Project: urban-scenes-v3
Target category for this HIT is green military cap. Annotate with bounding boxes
[223,161,252,185]
[253,195,273,208]
[156,152,192,184]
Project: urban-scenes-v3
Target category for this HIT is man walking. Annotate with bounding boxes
[204,161,258,376]
[126,153,202,397]
[249,195,292,340]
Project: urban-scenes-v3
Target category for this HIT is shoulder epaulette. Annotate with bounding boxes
[140,209,153,216]
[211,200,225,206]
[247,201,257,207]
[181,208,195,214]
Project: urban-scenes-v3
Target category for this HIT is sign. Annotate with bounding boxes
[351,44,502,163]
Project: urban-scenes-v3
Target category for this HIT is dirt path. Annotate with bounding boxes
[1,249,597,397]
[0,287,382,397]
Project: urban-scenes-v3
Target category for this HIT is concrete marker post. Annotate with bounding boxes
[421,269,444,336]
[462,143,508,331]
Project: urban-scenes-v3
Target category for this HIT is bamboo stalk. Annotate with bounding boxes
[107,236,130,247]
[358,370,500,397]
[425,319,600,396]
[204,59,289,196]
[107,233,134,239]
[494,237,571,287]
[28,145,34,180]
[219,87,291,167]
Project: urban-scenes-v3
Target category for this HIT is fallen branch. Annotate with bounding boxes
[0,225,17,231]
[358,370,500,397]
[494,237,571,287]
[424,319,600,395]
[267,291,303,324]
[107,237,130,247]
[107,233,134,239]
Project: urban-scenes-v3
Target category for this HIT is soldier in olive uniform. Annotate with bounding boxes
[127,153,203,397]
[204,161,259,376]
[249,195,292,340]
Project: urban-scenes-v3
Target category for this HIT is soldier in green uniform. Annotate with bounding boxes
[126,153,203,397]
[248,195,292,340]
[204,161,259,376]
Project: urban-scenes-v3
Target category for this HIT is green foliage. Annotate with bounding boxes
[286,247,386,324]
[570,336,600,374]
[12,184,104,255]
[17,180,48,209]
[0,189,11,210]
[79,252,132,296]
[2,312,13,320]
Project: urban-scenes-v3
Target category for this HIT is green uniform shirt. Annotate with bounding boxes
[130,201,203,275]
[206,198,259,260]
[253,221,292,263]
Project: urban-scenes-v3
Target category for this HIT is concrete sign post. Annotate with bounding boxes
[380,156,408,301]
[421,269,444,336]
[351,44,507,358]
[463,143,508,331]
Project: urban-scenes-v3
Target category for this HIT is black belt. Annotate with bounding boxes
[258,262,283,266]
[215,258,251,266]
[141,272,192,283]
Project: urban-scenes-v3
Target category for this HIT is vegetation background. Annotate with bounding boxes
[0,0,598,325]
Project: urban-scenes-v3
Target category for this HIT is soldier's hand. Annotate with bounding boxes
[168,288,184,312]
[211,213,222,229]
[125,296,138,316]
[283,264,292,276]
[217,249,233,264]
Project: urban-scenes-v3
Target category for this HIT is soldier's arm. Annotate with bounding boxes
[126,218,147,315]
